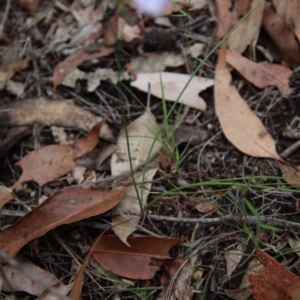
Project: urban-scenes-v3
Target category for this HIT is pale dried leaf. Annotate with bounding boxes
[214,45,282,160]
[228,0,264,54]
[111,110,162,176]
[1,259,63,296]
[131,72,214,111]
[225,49,293,97]
[112,168,158,245]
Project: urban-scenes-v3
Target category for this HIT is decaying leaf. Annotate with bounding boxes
[214,44,282,160]
[1,259,66,296]
[248,249,300,300]
[112,168,158,245]
[0,187,125,262]
[61,68,130,92]
[0,120,105,209]
[263,4,300,66]
[228,0,264,54]
[92,235,182,279]
[131,72,214,111]
[53,45,115,89]
[0,97,113,139]
[111,110,162,176]
[225,49,293,98]
[158,260,193,300]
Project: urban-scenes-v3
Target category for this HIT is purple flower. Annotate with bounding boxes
[131,0,170,16]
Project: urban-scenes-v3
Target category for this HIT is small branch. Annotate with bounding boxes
[146,214,300,229]
[0,0,11,37]
[280,140,300,159]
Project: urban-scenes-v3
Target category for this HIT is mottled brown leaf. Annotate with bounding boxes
[0,188,125,262]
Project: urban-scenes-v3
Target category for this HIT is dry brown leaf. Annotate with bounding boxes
[263,4,300,66]
[277,162,300,188]
[0,120,105,209]
[53,45,115,89]
[112,168,158,245]
[1,259,66,296]
[0,58,30,82]
[0,97,113,139]
[225,49,293,98]
[228,0,264,54]
[214,44,282,160]
[214,0,234,40]
[195,202,216,214]
[272,0,300,42]
[111,110,162,175]
[0,188,125,262]
[15,0,40,11]
[248,249,299,300]
[92,235,182,280]
[131,72,214,111]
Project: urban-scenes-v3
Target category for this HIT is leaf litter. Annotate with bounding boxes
[3,0,300,298]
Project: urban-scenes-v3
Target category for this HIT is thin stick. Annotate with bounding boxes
[0,0,11,37]
[280,140,300,158]
[146,213,300,229]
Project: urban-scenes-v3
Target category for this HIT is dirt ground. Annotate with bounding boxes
[1,0,300,299]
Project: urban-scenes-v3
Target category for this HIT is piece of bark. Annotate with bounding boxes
[0,97,114,140]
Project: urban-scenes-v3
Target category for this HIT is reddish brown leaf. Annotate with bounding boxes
[92,235,182,280]
[287,278,300,300]
[225,49,293,98]
[248,249,299,300]
[53,45,115,89]
[214,44,282,161]
[0,120,104,209]
[15,0,40,11]
[0,188,125,262]
[263,4,300,66]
